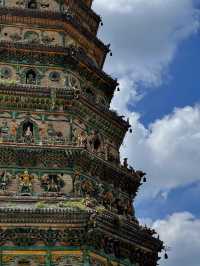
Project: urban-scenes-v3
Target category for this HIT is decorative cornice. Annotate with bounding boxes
[0,207,90,225]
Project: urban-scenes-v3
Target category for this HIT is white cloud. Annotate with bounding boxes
[94,0,199,106]
[121,105,200,199]
[153,212,200,266]
[94,0,134,13]
[92,3,200,266]
[93,0,200,198]
[111,76,144,115]
[92,2,200,266]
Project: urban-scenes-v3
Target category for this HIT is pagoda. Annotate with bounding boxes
[0,1,163,265]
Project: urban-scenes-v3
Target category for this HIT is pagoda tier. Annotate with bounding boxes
[0,206,163,266]
[0,5,108,69]
[0,1,164,266]
[0,42,115,95]
[1,0,101,35]
[0,145,141,196]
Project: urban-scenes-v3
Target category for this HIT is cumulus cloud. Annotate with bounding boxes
[92,2,200,265]
[93,0,200,198]
[94,0,199,106]
[153,212,200,266]
[121,105,200,200]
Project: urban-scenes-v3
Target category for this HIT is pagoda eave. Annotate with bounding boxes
[0,42,116,94]
[0,145,141,196]
[0,207,163,254]
[0,7,108,54]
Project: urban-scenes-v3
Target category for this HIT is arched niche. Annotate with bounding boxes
[26,69,37,85]
[19,67,42,86]
[16,119,40,144]
[27,0,38,9]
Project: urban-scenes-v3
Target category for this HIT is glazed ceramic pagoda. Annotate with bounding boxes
[0,1,163,265]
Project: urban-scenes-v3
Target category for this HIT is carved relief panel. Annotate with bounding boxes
[5,0,60,12]
[0,111,120,163]
[0,113,71,145]
[0,63,79,88]
[0,65,17,83]
[0,168,73,196]
[0,61,108,107]
[0,26,63,46]
[52,255,84,266]
[73,172,134,217]
[2,255,44,266]
[40,173,73,194]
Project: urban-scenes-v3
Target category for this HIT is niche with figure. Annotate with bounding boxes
[27,0,38,9]
[23,121,34,143]
[26,69,37,85]
[16,120,40,144]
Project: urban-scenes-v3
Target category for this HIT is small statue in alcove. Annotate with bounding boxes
[28,0,37,9]
[27,73,36,84]
[24,126,33,143]
[26,69,37,85]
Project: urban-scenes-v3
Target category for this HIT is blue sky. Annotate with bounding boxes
[134,33,200,222]
[94,0,200,265]
[135,33,200,127]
